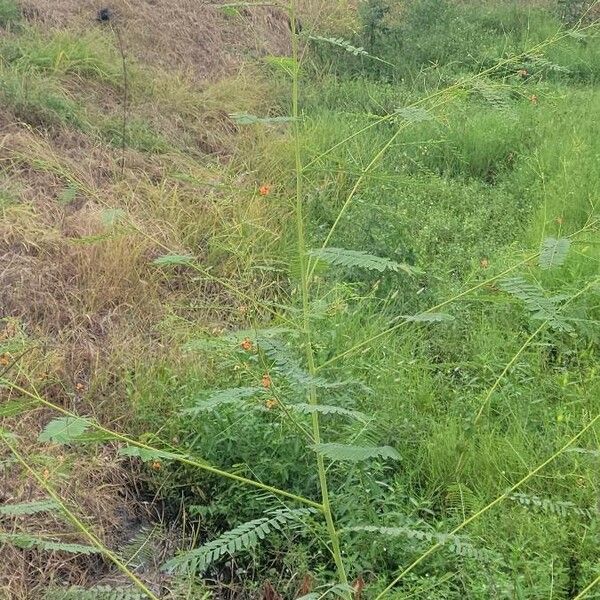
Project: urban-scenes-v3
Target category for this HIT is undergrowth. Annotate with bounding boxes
[0,0,599,599]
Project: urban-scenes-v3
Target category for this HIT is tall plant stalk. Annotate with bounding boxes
[288,1,350,592]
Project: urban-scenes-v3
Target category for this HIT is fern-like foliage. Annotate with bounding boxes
[0,532,99,555]
[164,508,314,573]
[312,443,400,462]
[509,493,594,519]
[392,106,433,123]
[472,81,511,109]
[0,399,37,417]
[309,247,416,275]
[290,403,367,422]
[499,277,572,332]
[308,35,369,57]
[118,446,180,462]
[0,499,59,516]
[44,585,147,600]
[258,337,326,388]
[38,417,92,444]
[182,387,265,415]
[346,525,486,559]
[539,237,571,269]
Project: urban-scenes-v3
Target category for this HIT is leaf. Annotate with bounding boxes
[101,208,127,227]
[539,237,571,269]
[229,112,296,125]
[404,312,454,323]
[346,525,485,559]
[0,500,59,516]
[393,106,433,123]
[182,387,265,414]
[291,403,367,422]
[0,399,37,418]
[38,417,91,444]
[499,277,572,332]
[153,254,195,267]
[509,492,593,519]
[312,443,400,462]
[263,55,299,77]
[309,248,417,275]
[0,533,99,555]
[118,446,180,462]
[57,185,78,205]
[307,35,394,66]
[163,508,314,573]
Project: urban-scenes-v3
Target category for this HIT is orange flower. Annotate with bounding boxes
[480,258,489,269]
[151,461,162,471]
[0,353,10,366]
[265,398,278,410]
[261,373,272,389]
[241,338,253,351]
[529,94,538,104]
[259,184,271,196]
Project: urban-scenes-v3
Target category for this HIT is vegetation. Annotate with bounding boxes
[0,0,599,598]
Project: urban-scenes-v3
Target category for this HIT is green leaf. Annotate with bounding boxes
[118,446,180,462]
[309,247,417,275]
[0,399,37,417]
[0,533,99,555]
[346,525,485,559]
[0,500,59,516]
[312,443,400,462]
[101,208,127,227]
[182,387,265,415]
[263,56,299,77]
[164,508,314,573]
[539,237,571,269]
[393,106,433,123]
[291,403,367,422]
[499,277,572,332]
[38,417,91,444]
[153,254,195,266]
[57,185,78,205]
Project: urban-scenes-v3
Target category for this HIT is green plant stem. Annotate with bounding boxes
[1,435,160,600]
[572,574,600,600]
[289,2,350,592]
[0,378,322,510]
[374,412,600,599]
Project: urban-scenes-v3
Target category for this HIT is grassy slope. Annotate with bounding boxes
[0,0,599,599]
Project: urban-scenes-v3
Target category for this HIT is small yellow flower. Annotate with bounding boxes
[0,353,10,366]
[479,257,489,269]
[151,461,162,471]
[265,398,278,410]
[42,468,50,480]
